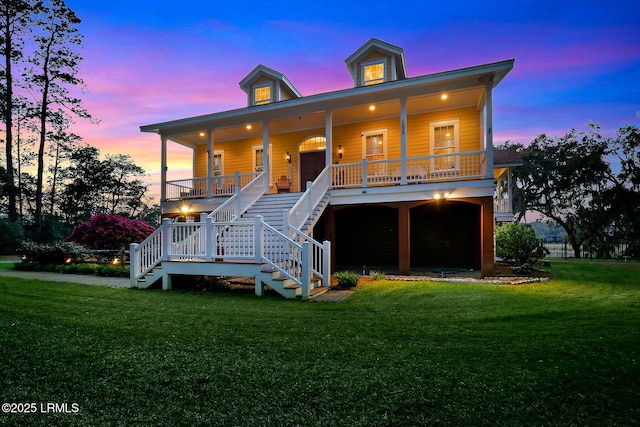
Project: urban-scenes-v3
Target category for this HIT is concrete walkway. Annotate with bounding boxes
[0,268,130,288]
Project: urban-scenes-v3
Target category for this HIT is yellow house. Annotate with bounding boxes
[135,38,517,298]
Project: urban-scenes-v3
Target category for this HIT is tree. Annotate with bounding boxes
[512,124,611,258]
[23,0,90,232]
[0,0,42,221]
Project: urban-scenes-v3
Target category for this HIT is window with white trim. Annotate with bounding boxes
[213,150,224,176]
[254,84,272,105]
[362,60,385,86]
[361,129,388,176]
[252,144,273,185]
[429,119,460,170]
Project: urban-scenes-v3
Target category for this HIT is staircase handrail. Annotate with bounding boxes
[129,222,165,285]
[260,220,304,286]
[288,226,328,283]
[288,166,331,230]
[208,171,266,222]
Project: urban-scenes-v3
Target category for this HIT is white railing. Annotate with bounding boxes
[130,215,330,295]
[494,197,511,213]
[208,172,266,222]
[288,227,330,285]
[288,166,331,230]
[129,225,164,286]
[165,172,259,201]
[331,150,487,188]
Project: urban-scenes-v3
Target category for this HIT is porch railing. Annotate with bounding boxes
[288,166,331,230]
[130,215,330,295]
[330,150,487,188]
[165,172,259,201]
[208,172,266,222]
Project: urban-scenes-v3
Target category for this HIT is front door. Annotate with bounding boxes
[299,151,325,189]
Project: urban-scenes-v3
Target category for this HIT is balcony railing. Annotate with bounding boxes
[330,150,487,188]
[165,172,259,201]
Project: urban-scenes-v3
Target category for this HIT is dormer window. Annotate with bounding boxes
[363,61,386,86]
[254,83,272,105]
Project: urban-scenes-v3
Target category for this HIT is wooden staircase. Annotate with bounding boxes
[131,189,332,299]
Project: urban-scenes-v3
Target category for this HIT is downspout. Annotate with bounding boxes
[160,134,167,202]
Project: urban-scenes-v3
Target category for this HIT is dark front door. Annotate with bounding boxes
[299,150,325,189]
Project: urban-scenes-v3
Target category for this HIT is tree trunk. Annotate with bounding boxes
[3,21,18,222]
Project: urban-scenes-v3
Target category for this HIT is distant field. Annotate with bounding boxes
[0,260,638,426]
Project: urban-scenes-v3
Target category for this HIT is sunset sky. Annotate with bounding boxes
[63,0,640,201]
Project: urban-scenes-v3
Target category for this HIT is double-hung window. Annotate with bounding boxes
[254,83,272,105]
[362,129,388,177]
[362,60,386,86]
[429,119,460,171]
[252,144,273,185]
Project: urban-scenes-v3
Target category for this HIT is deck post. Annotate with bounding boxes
[161,218,171,262]
[254,215,263,264]
[301,241,311,299]
[322,240,331,287]
[203,214,213,262]
[362,159,368,188]
[400,97,408,185]
[129,243,139,288]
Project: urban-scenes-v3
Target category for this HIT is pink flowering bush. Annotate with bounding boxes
[66,214,156,249]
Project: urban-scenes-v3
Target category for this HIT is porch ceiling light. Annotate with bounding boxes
[246,124,252,130]
[369,105,376,111]
[441,94,448,100]
[199,131,206,137]
[180,205,190,214]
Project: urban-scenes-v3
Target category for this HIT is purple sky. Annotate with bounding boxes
[64,0,640,200]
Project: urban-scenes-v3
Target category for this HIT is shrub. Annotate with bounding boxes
[496,222,547,273]
[370,270,386,280]
[19,240,87,265]
[66,214,155,249]
[334,271,360,288]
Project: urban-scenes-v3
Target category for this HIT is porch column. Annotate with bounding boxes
[400,97,408,185]
[485,82,494,179]
[160,134,167,201]
[207,129,213,198]
[325,110,333,167]
[480,196,495,277]
[262,120,270,193]
[398,204,410,275]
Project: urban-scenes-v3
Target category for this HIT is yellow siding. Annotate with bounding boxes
[192,106,481,191]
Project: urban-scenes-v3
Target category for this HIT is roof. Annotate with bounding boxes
[141,58,515,136]
[344,38,407,81]
[493,147,523,166]
[238,64,302,98]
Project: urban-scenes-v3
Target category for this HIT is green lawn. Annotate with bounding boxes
[1,260,638,426]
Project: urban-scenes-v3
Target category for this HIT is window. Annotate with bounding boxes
[299,136,326,152]
[213,151,224,176]
[252,144,273,185]
[429,119,460,170]
[362,61,385,86]
[361,129,388,176]
[254,84,272,105]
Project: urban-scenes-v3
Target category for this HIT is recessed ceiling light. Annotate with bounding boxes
[199,132,205,137]
[441,94,448,100]
[369,105,376,111]
[246,124,252,130]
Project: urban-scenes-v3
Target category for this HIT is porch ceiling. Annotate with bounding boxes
[167,85,485,149]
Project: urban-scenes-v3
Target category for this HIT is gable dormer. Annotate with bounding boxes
[239,65,301,107]
[345,38,407,88]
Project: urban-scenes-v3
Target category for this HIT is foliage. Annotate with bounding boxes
[0,260,638,426]
[13,261,129,277]
[0,218,24,254]
[509,122,640,259]
[370,270,386,280]
[59,145,149,223]
[496,222,546,272]
[334,270,360,287]
[66,213,155,249]
[19,239,85,264]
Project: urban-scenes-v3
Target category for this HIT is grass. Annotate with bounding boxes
[1,260,638,426]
